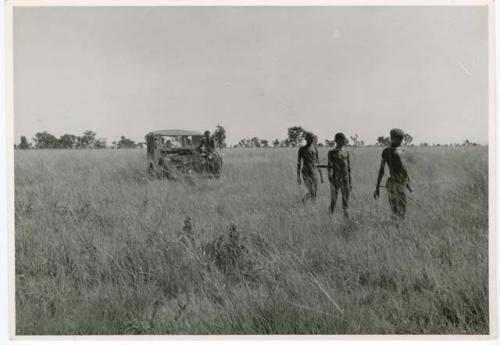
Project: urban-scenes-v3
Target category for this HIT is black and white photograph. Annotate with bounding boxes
[6,0,495,339]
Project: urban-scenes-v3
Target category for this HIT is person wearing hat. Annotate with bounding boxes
[297,132,322,202]
[327,132,352,217]
[373,128,413,220]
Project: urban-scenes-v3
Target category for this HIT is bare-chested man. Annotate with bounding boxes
[297,132,323,202]
[373,128,413,220]
[327,133,352,217]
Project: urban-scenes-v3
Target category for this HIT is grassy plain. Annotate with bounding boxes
[14,146,489,335]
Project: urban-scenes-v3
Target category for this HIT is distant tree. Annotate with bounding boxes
[213,125,226,148]
[33,131,59,149]
[360,140,365,146]
[111,141,118,149]
[76,130,97,148]
[403,133,413,146]
[272,139,280,147]
[317,142,324,147]
[94,138,107,149]
[325,139,337,147]
[377,136,391,146]
[287,126,305,147]
[462,139,479,147]
[260,139,269,148]
[350,134,361,147]
[19,136,31,150]
[238,139,247,148]
[420,142,429,147]
[280,138,291,147]
[117,136,137,149]
[84,130,97,148]
[137,142,145,149]
[58,134,78,149]
[251,137,260,148]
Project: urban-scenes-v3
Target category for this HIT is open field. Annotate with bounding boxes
[14,146,488,335]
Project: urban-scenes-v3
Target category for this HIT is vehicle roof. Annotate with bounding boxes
[147,129,204,136]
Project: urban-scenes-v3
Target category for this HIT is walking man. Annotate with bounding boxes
[327,133,352,217]
[373,128,413,220]
[297,132,323,202]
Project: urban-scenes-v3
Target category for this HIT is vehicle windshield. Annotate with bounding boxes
[153,135,202,149]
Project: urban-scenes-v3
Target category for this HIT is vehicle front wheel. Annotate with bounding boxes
[148,164,155,177]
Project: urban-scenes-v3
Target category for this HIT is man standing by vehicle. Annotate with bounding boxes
[198,130,216,154]
[198,130,219,176]
[297,132,322,202]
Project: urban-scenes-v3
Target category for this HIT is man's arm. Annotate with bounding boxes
[297,148,302,185]
[316,147,324,183]
[347,152,352,190]
[399,152,413,192]
[374,153,386,199]
[327,151,333,183]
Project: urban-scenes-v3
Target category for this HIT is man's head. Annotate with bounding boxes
[304,132,314,145]
[204,130,211,138]
[334,132,347,146]
[390,128,404,147]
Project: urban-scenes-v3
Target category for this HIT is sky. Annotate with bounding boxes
[13,6,489,146]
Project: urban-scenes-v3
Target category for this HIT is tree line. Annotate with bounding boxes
[15,126,227,150]
[234,126,414,148]
[15,126,480,150]
[233,126,480,148]
[15,131,143,150]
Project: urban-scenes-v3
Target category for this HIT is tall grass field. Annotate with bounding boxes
[14,146,489,335]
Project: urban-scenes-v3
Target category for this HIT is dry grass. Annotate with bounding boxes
[14,146,488,335]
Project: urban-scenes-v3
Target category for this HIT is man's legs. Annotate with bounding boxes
[302,176,313,202]
[387,180,406,221]
[302,171,318,202]
[340,182,349,217]
[311,177,318,200]
[387,179,398,221]
[329,183,339,213]
[397,188,407,219]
